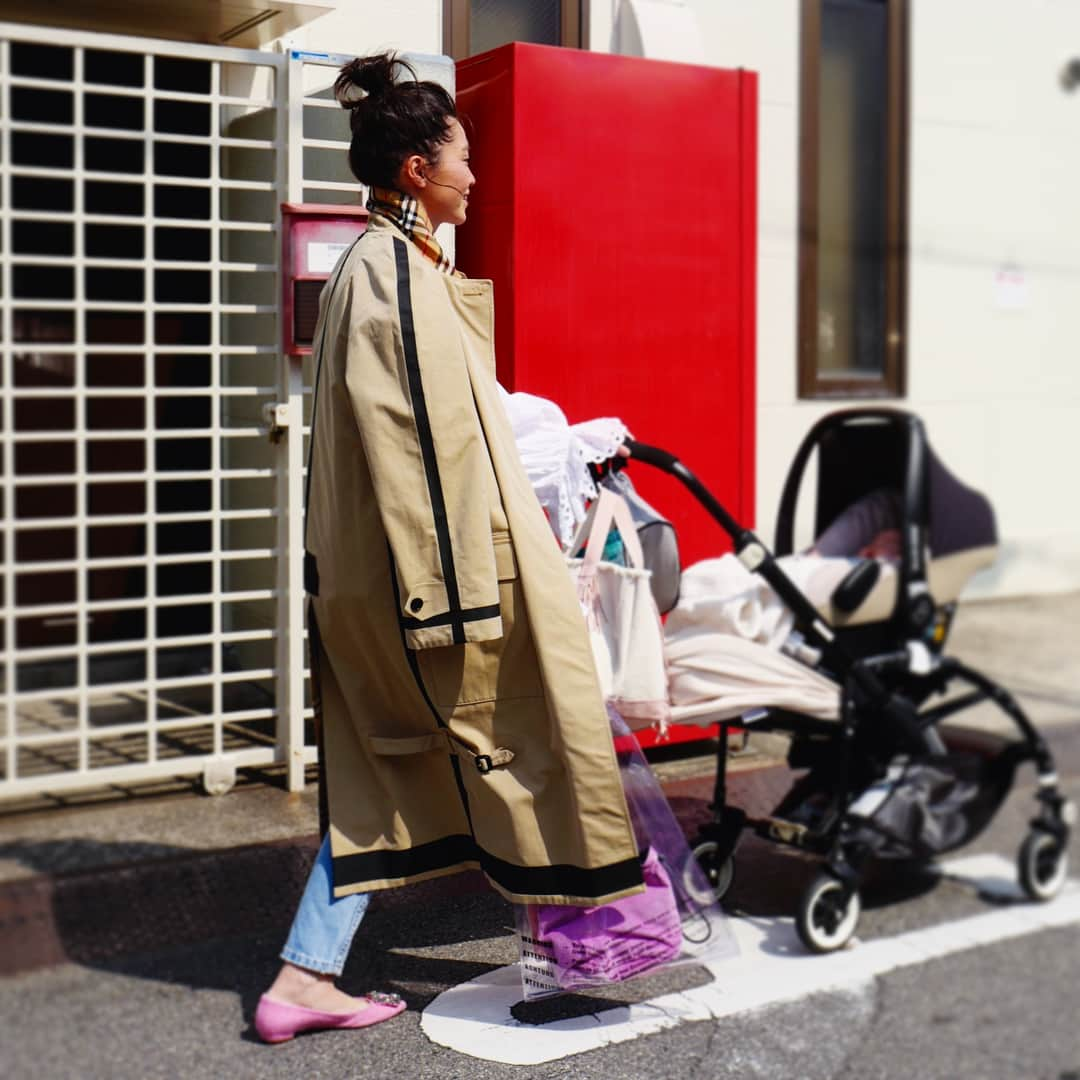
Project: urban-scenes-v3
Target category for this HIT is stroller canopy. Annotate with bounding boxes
[775,410,998,626]
[813,416,997,559]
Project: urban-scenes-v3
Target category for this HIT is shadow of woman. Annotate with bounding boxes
[2,834,520,1039]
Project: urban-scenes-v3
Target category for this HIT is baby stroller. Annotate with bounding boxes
[625,407,1075,953]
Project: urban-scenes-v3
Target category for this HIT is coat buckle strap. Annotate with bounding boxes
[441,729,514,773]
[472,747,514,774]
[478,747,515,772]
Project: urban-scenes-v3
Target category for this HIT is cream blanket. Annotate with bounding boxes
[663,554,850,725]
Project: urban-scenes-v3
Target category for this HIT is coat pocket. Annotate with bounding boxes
[416,537,543,708]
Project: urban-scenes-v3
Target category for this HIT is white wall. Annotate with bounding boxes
[275,0,442,57]
[233,1,443,116]
[613,0,1080,597]
[905,0,1080,595]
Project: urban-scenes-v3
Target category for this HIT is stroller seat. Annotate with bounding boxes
[806,544,999,628]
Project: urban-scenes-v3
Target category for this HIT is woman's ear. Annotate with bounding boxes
[401,153,427,191]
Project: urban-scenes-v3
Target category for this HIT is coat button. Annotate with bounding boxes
[410,598,424,613]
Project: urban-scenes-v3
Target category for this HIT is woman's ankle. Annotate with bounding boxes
[264,964,366,1014]
[268,962,334,1000]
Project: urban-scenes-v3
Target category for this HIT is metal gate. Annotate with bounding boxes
[0,21,313,801]
[0,25,456,803]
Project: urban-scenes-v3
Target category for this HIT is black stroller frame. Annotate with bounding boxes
[627,408,1075,952]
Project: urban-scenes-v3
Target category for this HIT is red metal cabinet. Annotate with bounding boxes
[456,43,757,571]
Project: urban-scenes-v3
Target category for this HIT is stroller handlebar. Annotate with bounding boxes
[624,439,681,473]
[625,439,742,539]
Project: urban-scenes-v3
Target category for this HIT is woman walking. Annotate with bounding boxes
[254,52,642,1044]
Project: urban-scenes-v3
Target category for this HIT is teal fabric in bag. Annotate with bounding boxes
[601,472,680,613]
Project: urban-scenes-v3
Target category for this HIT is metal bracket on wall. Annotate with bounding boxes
[263,402,291,443]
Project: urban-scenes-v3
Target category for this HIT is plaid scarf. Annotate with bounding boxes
[366,187,460,276]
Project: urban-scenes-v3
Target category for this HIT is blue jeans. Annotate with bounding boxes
[280,834,370,975]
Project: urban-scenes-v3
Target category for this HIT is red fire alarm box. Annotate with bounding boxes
[281,203,368,355]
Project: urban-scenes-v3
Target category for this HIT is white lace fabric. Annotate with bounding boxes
[498,385,628,548]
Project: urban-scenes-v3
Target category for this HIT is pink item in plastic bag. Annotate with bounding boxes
[533,846,681,987]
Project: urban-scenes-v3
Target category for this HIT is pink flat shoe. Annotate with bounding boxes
[254,991,406,1044]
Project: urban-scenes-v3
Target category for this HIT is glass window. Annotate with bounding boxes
[445,0,581,59]
[470,0,560,54]
[799,0,907,398]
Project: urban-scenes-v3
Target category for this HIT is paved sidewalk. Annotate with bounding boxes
[1,592,1078,976]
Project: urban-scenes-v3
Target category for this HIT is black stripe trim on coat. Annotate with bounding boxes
[332,839,644,900]
[393,237,467,645]
[477,849,644,900]
[334,834,478,886]
[400,603,501,632]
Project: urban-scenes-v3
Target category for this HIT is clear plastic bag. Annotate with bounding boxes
[515,706,738,1000]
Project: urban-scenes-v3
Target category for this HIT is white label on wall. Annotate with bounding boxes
[308,241,350,274]
[994,265,1028,310]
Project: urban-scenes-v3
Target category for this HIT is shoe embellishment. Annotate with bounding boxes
[367,991,403,1006]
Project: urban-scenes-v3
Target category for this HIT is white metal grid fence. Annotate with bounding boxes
[0,22,311,800]
[1,29,455,803]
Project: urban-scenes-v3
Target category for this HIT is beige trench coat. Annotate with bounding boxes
[304,216,643,906]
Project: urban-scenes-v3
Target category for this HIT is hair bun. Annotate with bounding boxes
[335,52,417,110]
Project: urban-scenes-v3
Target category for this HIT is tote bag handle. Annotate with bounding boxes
[573,488,647,571]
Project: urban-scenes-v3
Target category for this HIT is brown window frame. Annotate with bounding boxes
[443,0,583,60]
[797,0,909,399]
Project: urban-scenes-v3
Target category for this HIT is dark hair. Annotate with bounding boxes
[334,52,457,189]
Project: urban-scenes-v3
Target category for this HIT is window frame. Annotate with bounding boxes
[442,0,583,60]
[797,0,909,399]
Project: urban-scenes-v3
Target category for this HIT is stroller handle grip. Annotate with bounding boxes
[624,440,680,472]
[625,439,743,540]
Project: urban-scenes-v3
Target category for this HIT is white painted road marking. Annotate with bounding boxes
[420,855,1080,1065]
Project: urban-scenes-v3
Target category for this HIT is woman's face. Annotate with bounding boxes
[420,118,474,229]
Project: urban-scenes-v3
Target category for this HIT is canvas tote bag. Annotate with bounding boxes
[567,488,671,730]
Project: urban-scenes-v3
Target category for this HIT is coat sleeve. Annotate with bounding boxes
[344,238,503,650]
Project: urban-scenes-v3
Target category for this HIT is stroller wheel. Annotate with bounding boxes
[1018,830,1069,902]
[797,873,861,954]
[690,840,736,903]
